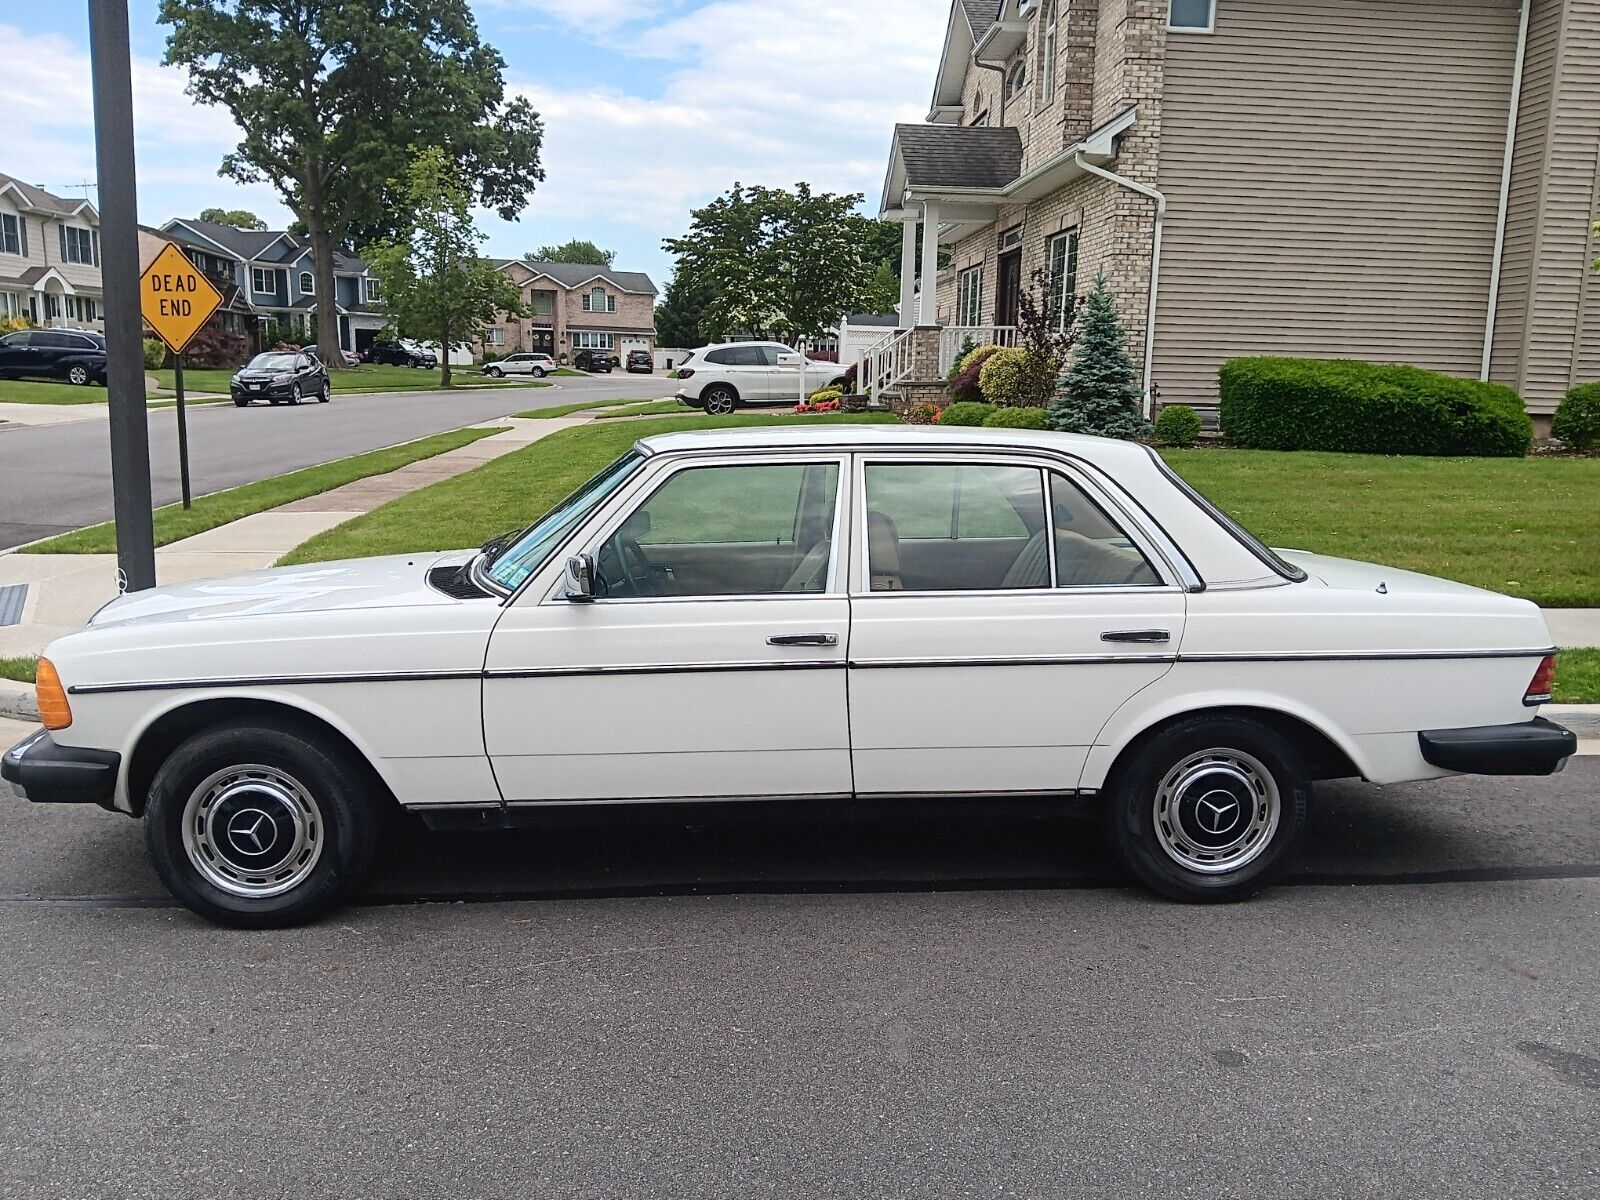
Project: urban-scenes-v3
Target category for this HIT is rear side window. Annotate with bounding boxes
[1049,473,1160,587]
[704,347,734,366]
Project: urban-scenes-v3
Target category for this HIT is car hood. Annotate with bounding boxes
[87,551,475,629]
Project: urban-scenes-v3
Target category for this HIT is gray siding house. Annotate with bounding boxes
[876,0,1600,422]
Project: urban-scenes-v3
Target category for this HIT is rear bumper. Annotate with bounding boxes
[1418,718,1577,777]
[2,729,121,807]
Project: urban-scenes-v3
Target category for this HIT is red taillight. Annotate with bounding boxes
[677,368,694,379]
[1524,654,1557,706]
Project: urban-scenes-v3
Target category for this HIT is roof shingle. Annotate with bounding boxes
[893,123,1023,191]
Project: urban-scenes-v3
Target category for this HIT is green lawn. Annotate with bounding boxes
[154,364,546,395]
[279,412,896,566]
[0,378,117,404]
[594,399,690,419]
[0,656,37,684]
[1161,449,1600,608]
[23,426,504,555]
[514,396,654,419]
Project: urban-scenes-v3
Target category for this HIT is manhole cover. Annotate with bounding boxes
[0,584,27,627]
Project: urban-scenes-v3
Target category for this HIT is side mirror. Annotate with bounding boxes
[563,553,597,602]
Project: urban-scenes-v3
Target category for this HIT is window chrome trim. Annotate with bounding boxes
[1145,446,1306,583]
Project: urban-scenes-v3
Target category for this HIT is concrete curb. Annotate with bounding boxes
[1545,705,1600,738]
[0,678,37,722]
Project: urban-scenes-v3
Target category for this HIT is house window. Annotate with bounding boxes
[1038,0,1058,104]
[529,289,555,316]
[1169,0,1215,31]
[43,294,61,320]
[0,292,17,317]
[484,327,506,345]
[1048,229,1078,331]
[0,214,19,256]
[252,267,277,295]
[364,277,382,304]
[572,331,615,350]
[299,271,314,295]
[1006,58,1027,101]
[582,287,615,313]
[957,266,983,327]
[998,225,1024,252]
[60,225,97,265]
[969,109,989,128]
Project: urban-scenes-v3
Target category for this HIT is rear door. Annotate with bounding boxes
[845,452,1187,797]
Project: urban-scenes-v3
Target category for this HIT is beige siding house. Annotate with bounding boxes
[482,260,658,363]
[876,0,1600,422]
[0,172,103,331]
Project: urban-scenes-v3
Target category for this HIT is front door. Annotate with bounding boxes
[846,455,1187,796]
[995,250,1022,327]
[483,455,853,803]
[529,327,554,355]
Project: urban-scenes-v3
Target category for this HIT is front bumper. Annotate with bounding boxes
[2,729,121,807]
[1418,718,1577,777]
[231,380,297,400]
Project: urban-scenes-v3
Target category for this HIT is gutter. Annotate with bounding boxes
[1483,0,1532,381]
[1073,154,1167,419]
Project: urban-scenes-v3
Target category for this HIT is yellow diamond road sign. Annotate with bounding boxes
[140,241,225,355]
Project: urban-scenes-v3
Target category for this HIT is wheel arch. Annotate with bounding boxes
[700,380,740,401]
[124,694,397,817]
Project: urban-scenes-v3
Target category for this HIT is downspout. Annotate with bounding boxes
[1483,0,1531,381]
[1074,153,1167,418]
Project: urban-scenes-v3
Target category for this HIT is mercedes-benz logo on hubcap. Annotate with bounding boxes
[225,808,277,856]
[1193,790,1241,836]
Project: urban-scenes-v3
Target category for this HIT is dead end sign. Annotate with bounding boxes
[139,242,225,354]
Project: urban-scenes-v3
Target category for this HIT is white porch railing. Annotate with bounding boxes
[938,326,1018,376]
[857,327,914,406]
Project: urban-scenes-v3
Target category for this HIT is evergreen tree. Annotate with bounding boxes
[1048,271,1150,439]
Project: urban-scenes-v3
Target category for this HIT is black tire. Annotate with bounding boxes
[1103,715,1309,903]
[144,717,382,928]
[702,384,738,415]
[318,380,331,402]
[486,365,503,378]
[234,398,249,408]
[68,364,91,386]
[531,366,545,378]
[289,383,301,405]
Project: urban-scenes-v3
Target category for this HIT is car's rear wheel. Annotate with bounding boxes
[1103,715,1309,903]
[145,718,381,927]
[531,366,545,378]
[68,365,90,386]
[702,384,738,415]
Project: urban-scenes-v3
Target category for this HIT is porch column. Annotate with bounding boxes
[897,212,917,329]
[918,200,940,325]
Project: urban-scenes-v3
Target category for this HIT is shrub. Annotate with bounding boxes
[977,347,1035,407]
[938,401,997,426]
[807,387,842,406]
[982,406,1049,429]
[1154,404,1202,447]
[900,401,941,425]
[1552,383,1600,450]
[142,338,167,370]
[1049,271,1149,440]
[1219,357,1531,457]
[948,345,1000,403]
[841,362,858,395]
[481,350,505,364]
[947,334,978,383]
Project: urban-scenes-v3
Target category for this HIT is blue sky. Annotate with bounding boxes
[0,0,949,289]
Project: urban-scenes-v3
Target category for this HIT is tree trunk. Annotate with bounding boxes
[440,322,452,388]
[300,172,345,370]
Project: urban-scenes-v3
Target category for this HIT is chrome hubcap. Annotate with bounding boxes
[1152,748,1280,874]
[181,764,324,898]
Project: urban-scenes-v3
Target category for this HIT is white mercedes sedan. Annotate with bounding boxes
[4,426,1576,926]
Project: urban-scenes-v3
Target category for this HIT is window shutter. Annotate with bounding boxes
[19,217,27,258]
[60,225,68,261]
[92,231,100,267]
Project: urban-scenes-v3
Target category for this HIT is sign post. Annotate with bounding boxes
[139,241,224,511]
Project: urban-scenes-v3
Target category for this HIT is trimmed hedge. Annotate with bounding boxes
[948,345,1000,403]
[939,401,997,427]
[977,347,1034,408]
[1154,404,1202,447]
[1218,357,1531,457]
[1552,382,1600,450]
[982,406,1049,429]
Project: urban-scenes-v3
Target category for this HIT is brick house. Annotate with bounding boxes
[0,172,102,331]
[874,0,1600,422]
[482,260,658,362]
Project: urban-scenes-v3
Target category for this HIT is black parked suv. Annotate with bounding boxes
[573,348,616,373]
[230,350,331,406]
[363,340,437,369]
[626,349,653,374]
[0,328,107,386]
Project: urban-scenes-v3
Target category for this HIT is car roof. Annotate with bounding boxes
[635,423,1155,466]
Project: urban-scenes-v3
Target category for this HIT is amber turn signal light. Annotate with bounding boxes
[35,658,72,730]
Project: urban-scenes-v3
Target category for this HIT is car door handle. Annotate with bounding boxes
[767,633,839,647]
[1100,629,1171,644]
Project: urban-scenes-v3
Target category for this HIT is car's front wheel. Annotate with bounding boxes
[234,397,250,408]
[318,379,331,403]
[1103,715,1309,903]
[145,718,382,927]
[288,383,302,405]
[486,365,503,377]
[68,364,91,386]
[702,384,738,415]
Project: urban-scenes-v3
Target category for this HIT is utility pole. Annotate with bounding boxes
[87,0,157,591]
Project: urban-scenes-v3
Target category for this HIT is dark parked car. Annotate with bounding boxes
[0,328,107,386]
[363,340,437,369]
[626,349,653,374]
[230,350,330,406]
[574,348,616,373]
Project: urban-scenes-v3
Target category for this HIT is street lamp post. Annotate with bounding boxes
[87,0,157,592]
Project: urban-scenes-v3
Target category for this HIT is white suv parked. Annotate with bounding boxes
[484,353,556,379]
[675,342,844,414]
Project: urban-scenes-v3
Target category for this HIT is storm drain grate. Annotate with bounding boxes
[0,584,27,627]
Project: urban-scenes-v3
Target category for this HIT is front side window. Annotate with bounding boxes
[864,463,1158,591]
[1,214,22,256]
[485,451,647,593]
[957,266,983,326]
[594,462,840,599]
[1169,0,1215,30]
[1048,230,1078,332]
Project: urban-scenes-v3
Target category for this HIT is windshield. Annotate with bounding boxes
[484,450,647,592]
[247,353,298,371]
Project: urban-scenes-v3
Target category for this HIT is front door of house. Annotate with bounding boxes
[996,249,1022,327]
[528,327,554,355]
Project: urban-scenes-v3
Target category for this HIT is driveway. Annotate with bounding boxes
[0,375,677,550]
[1,711,1595,1199]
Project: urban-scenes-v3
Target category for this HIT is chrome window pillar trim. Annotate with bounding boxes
[1145,446,1305,584]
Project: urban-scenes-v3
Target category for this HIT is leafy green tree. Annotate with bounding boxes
[655,271,714,347]
[663,183,891,342]
[526,240,615,266]
[363,149,525,389]
[198,207,266,230]
[1048,271,1150,439]
[162,0,543,368]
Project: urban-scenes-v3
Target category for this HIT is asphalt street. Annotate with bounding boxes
[0,373,677,550]
[1,713,1596,1199]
